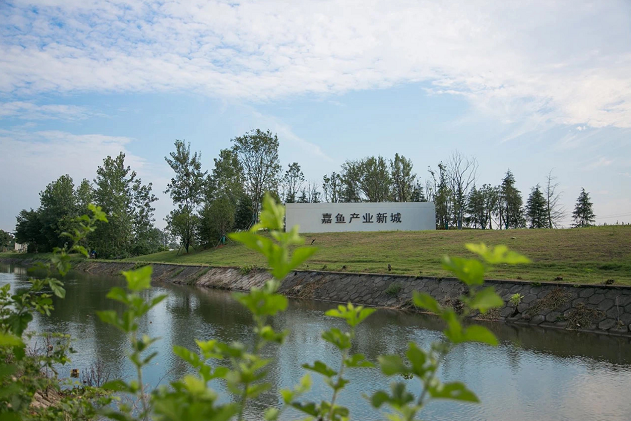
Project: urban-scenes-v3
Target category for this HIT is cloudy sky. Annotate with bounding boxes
[1,0,631,231]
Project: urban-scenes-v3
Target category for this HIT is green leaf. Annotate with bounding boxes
[122,265,153,291]
[0,333,23,347]
[469,287,504,313]
[406,342,429,376]
[462,325,498,346]
[102,379,135,393]
[48,279,66,299]
[465,243,531,265]
[428,381,479,402]
[322,328,351,350]
[302,360,337,378]
[441,256,485,285]
[106,287,129,304]
[344,353,374,368]
[6,312,33,336]
[290,401,319,417]
[378,355,409,376]
[412,292,442,314]
[97,310,123,331]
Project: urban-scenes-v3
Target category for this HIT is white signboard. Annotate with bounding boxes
[285,202,436,233]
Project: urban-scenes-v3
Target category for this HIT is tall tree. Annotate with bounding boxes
[93,152,157,258]
[231,129,281,220]
[544,170,565,228]
[447,151,477,230]
[322,172,343,203]
[572,188,596,227]
[282,162,304,204]
[526,184,547,229]
[359,156,391,202]
[75,178,94,214]
[165,140,206,253]
[206,148,244,206]
[428,163,452,229]
[411,181,426,202]
[480,184,499,229]
[0,230,12,250]
[234,194,255,230]
[14,209,46,252]
[199,196,235,246]
[466,186,486,229]
[390,153,416,202]
[38,174,77,249]
[499,169,524,229]
[339,161,363,202]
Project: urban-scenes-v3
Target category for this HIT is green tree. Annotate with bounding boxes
[526,184,547,228]
[282,162,304,203]
[76,178,94,214]
[390,153,416,202]
[359,156,391,202]
[572,188,596,227]
[38,174,78,249]
[428,163,453,229]
[165,140,207,253]
[340,160,363,202]
[322,172,343,203]
[499,169,524,229]
[93,152,157,258]
[206,148,244,206]
[0,229,12,250]
[466,185,486,228]
[481,184,499,229]
[14,209,46,252]
[234,194,255,230]
[447,151,477,230]
[199,196,236,246]
[411,181,426,202]
[231,129,282,220]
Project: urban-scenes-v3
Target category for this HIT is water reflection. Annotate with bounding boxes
[2,263,631,420]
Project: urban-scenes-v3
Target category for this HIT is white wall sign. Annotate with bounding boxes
[285,202,436,233]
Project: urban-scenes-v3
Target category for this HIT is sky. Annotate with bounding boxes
[1,0,631,232]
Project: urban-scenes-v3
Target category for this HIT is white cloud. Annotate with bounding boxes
[0,129,170,231]
[587,157,614,169]
[0,101,93,120]
[1,0,631,128]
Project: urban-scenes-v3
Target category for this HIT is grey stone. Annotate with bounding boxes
[546,311,561,323]
[530,315,545,325]
[510,284,524,293]
[572,297,587,306]
[588,294,605,305]
[500,306,517,318]
[597,299,615,312]
[579,288,596,298]
[609,324,629,334]
[625,303,631,313]
[522,294,538,304]
[598,318,617,331]
[605,290,621,300]
[606,307,620,319]
[619,313,631,325]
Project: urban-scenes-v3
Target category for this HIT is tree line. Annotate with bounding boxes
[14,153,173,257]
[12,128,598,258]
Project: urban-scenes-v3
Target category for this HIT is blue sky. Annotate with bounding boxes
[1,0,631,231]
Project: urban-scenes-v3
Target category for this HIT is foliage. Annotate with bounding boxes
[199,196,236,246]
[231,129,282,222]
[322,172,343,203]
[0,229,12,249]
[572,188,596,228]
[510,293,524,307]
[391,153,416,202]
[165,140,207,253]
[499,169,525,229]
[0,204,110,420]
[234,194,255,230]
[282,162,305,204]
[92,152,158,258]
[526,184,547,229]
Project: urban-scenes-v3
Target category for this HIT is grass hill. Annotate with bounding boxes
[127,226,631,285]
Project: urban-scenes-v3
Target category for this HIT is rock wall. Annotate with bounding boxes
[40,260,631,336]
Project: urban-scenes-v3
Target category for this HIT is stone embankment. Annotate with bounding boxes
[60,260,631,337]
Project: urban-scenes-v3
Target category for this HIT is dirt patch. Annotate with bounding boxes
[566,303,605,329]
[526,288,571,316]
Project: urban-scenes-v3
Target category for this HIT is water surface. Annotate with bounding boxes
[2,263,631,420]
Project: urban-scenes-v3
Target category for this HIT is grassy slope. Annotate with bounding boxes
[126,226,631,285]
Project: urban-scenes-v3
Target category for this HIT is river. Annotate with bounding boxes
[2,263,631,420]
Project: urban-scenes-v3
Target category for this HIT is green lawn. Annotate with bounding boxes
[125,226,631,285]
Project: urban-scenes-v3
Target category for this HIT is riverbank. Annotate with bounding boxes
[123,225,631,285]
[63,260,631,337]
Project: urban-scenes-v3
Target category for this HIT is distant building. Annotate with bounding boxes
[14,243,27,253]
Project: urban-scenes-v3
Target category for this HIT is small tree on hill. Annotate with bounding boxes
[572,188,595,227]
[526,184,547,229]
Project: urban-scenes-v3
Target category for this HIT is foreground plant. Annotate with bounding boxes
[0,204,109,420]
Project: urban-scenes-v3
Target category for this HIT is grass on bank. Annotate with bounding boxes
[126,225,631,285]
[2,226,629,285]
